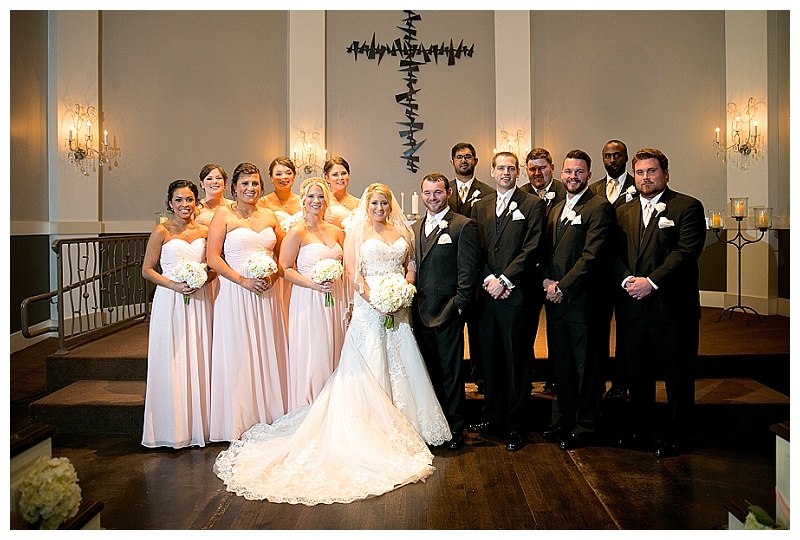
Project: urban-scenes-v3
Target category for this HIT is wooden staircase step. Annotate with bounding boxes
[30,380,146,435]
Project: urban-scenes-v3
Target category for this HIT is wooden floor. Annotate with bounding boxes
[9,307,789,530]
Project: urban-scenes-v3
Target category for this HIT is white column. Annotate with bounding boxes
[49,10,102,230]
[494,11,531,170]
[723,11,776,315]
[288,11,327,180]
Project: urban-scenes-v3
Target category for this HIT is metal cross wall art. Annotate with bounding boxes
[347,10,475,173]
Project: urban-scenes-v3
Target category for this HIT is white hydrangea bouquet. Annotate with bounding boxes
[369,273,416,329]
[311,258,344,307]
[171,257,208,304]
[244,249,278,296]
[17,456,82,530]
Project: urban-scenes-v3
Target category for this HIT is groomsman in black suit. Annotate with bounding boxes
[412,172,482,450]
[520,148,567,393]
[468,152,545,452]
[447,142,495,395]
[589,140,638,402]
[542,150,614,450]
[611,148,706,458]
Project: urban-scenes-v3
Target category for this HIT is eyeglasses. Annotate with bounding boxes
[454,154,475,161]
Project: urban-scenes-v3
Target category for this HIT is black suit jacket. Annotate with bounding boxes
[611,187,706,322]
[589,172,637,209]
[543,189,614,323]
[449,178,495,217]
[520,180,567,218]
[411,210,481,327]
[470,188,546,306]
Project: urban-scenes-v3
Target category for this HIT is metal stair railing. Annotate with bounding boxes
[20,234,151,355]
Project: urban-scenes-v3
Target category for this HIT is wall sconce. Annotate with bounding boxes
[494,129,528,162]
[714,97,762,170]
[65,104,120,176]
[292,130,326,176]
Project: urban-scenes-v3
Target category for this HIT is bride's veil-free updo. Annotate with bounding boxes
[343,183,415,293]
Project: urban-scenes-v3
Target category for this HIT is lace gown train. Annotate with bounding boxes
[214,237,450,504]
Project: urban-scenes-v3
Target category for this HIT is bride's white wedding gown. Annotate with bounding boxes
[214,237,451,505]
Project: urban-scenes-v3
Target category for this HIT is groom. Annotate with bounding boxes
[412,172,481,450]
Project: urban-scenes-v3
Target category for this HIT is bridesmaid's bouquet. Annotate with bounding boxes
[17,456,82,529]
[369,274,416,329]
[244,249,278,296]
[172,257,208,304]
[311,258,344,307]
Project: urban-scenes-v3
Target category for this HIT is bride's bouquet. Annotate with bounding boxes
[369,273,416,329]
[244,249,278,296]
[311,258,344,307]
[171,257,208,304]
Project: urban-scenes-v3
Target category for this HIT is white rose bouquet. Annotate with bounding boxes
[244,249,278,296]
[17,456,82,530]
[369,273,416,329]
[311,258,344,307]
[171,257,208,304]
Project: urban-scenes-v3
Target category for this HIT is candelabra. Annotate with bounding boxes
[709,197,772,323]
[714,97,762,170]
[292,131,325,176]
[65,104,120,176]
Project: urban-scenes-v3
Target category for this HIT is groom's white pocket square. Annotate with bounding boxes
[658,217,675,228]
[437,233,452,244]
[511,209,525,221]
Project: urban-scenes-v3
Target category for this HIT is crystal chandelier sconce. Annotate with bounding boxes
[714,97,762,170]
[65,104,120,176]
[494,129,528,161]
[292,131,326,175]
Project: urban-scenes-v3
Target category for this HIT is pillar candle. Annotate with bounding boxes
[711,213,722,229]
[401,192,405,214]
[757,211,769,229]
[411,192,419,215]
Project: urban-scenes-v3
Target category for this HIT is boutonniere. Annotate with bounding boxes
[438,220,448,230]
[654,202,667,214]
[506,200,518,215]
[566,209,577,222]
[545,191,555,202]
[625,185,637,203]
[469,190,481,202]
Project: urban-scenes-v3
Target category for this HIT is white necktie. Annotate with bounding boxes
[425,216,437,236]
[459,184,468,203]
[643,202,653,227]
[606,179,618,202]
[496,196,507,217]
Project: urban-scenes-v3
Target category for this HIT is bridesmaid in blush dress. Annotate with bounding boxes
[279,178,347,413]
[141,179,216,448]
[207,162,289,442]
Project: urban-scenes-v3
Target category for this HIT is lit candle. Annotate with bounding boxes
[103,130,108,149]
[715,127,720,143]
[87,121,92,138]
[411,192,419,215]
[711,213,722,229]
[401,192,405,214]
[757,210,769,229]
[733,201,745,217]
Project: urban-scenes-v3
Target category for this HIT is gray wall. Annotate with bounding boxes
[327,10,496,197]
[530,10,727,209]
[101,11,289,224]
[10,10,50,223]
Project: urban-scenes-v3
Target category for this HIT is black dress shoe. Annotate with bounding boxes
[603,386,628,401]
[505,431,527,452]
[558,432,595,451]
[654,441,687,458]
[542,425,568,441]
[447,431,465,450]
[467,421,491,433]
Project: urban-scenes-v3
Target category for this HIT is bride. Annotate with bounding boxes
[214,183,451,505]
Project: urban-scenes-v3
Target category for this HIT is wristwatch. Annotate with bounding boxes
[498,276,511,289]
[554,285,564,298]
